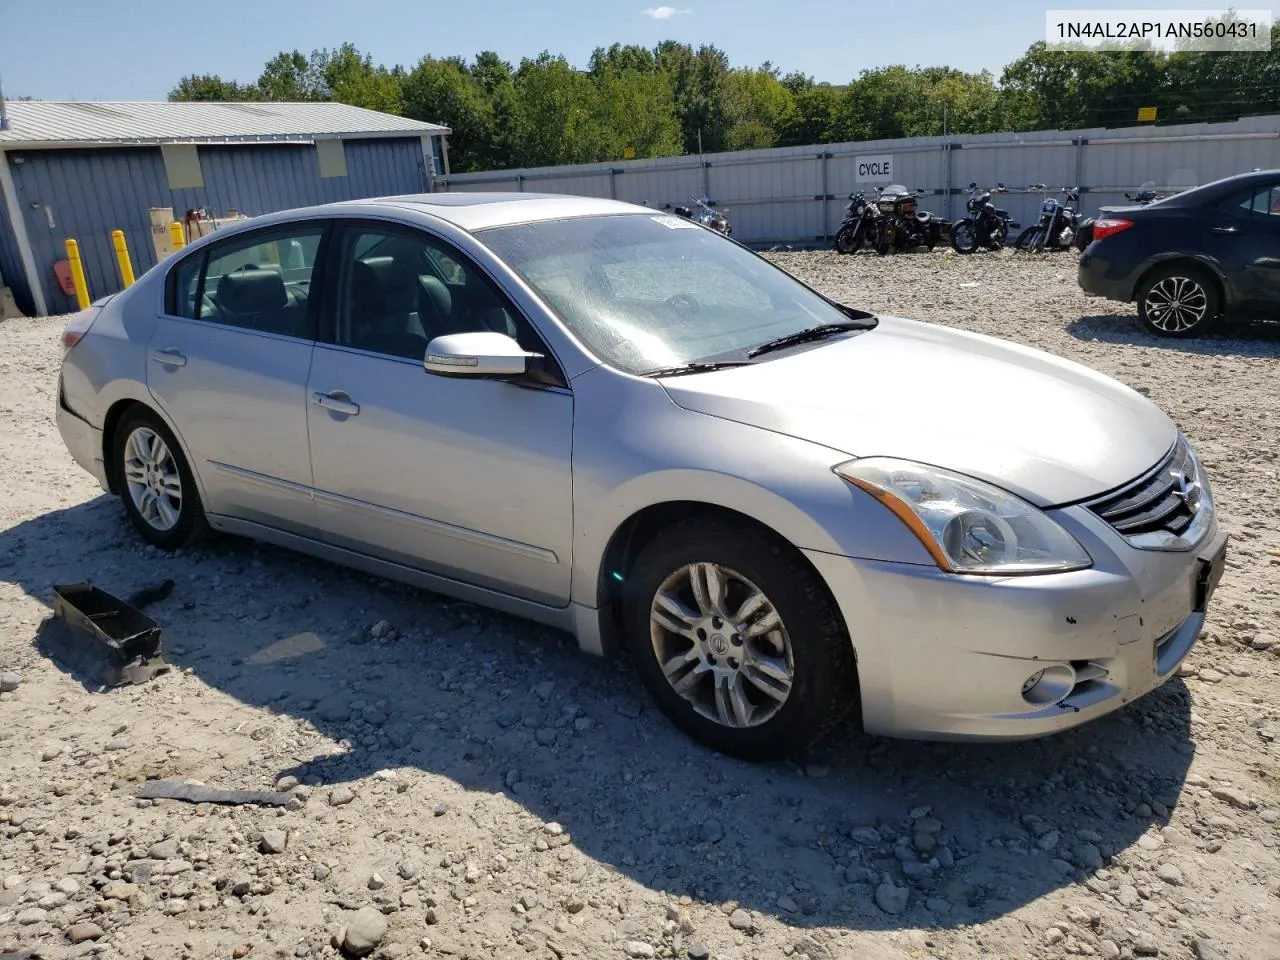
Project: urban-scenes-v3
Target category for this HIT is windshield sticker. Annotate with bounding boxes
[651,215,700,230]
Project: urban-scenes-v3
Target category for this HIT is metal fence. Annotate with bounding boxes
[438,115,1280,245]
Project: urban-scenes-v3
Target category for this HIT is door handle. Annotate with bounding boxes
[311,390,360,416]
[149,348,187,368]
[1210,225,1239,234]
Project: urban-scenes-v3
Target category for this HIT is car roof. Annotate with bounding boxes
[336,192,648,232]
[1164,168,1280,206]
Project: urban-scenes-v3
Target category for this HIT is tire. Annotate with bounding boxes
[1014,226,1042,252]
[950,221,979,254]
[622,517,858,761]
[835,224,861,254]
[1136,264,1221,338]
[113,407,208,550]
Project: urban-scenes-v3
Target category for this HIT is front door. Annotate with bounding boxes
[304,222,574,606]
[147,223,327,532]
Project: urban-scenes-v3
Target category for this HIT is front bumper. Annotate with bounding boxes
[56,382,109,491]
[806,507,1228,741]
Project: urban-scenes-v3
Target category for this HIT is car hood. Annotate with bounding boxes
[659,315,1176,506]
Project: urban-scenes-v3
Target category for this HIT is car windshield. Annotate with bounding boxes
[477,213,875,375]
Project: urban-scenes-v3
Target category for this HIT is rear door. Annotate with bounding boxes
[1208,181,1280,316]
[148,223,329,533]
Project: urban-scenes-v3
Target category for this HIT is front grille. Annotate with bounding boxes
[1086,438,1201,541]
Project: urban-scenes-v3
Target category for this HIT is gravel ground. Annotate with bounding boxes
[1,248,1278,960]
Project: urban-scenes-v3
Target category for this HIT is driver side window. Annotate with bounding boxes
[329,224,566,385]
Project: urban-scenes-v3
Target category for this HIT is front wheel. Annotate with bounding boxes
[950,220,979,254]
[1136,265,1221,338]
[834,224,862,254]
[1014,226,1043,252]
[623,518,857,760]
[113,407,208,550]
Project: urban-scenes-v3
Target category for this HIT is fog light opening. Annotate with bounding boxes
[1021,664,1076,706]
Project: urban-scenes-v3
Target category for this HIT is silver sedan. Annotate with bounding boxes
[55,193,1228,759]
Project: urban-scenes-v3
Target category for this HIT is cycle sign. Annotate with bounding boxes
[855,154,894,181]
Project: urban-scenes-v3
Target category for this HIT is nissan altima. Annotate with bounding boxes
[55,193,1228,759]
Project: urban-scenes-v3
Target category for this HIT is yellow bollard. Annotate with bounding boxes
[64,238,91,310]
[111,230,136,287]
[169,220,186,251]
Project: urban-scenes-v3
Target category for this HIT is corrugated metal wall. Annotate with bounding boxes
[442,115,1280,245]
[1,137,430,316]
[0,200,24,301]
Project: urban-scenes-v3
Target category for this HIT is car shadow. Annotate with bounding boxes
[1068,313,1280,355]
[1,496,1197,934]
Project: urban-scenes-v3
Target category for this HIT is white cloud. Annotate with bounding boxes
[642,6,692,19]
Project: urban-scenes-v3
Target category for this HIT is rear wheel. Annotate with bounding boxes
[113,407,208,550]
[623,518,857,761]
[1137,265,1220,338]
[950,220,978,254]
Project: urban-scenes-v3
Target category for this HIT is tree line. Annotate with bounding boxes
[168,31,1280,173]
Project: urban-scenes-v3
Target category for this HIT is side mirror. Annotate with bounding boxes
[996,181,1005,189]
[968,181,978,189]
[424,331,539,378]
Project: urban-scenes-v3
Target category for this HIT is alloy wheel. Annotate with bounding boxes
[649,562,795,729]
[1143,276,1208,333]
[123,426,183,531]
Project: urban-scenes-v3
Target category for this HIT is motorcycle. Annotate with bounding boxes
[872,184,949,255]
[834,191,880,254]
[1073,181,1170,250]
[950,181,1019,254]
[1014,184,1080,252]
[671,196,732,235]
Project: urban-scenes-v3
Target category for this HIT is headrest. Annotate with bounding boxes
[217,267,286,315]
[418,274,452,318]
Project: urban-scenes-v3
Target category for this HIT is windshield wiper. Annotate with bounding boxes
[746,321,873,359]
[640,360,755,378]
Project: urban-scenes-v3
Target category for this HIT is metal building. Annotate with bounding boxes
[440,114,1280,246]
[0,100,450,317]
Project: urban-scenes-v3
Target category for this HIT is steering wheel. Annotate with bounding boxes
[665,292,701,315]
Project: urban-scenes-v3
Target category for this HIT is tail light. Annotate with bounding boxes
[1092,218,1134,242]
[60,307,99,353]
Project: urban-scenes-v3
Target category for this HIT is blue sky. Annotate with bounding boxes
[3,0,1233,100]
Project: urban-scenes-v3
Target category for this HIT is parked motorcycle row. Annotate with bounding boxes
[833,181,1171,256]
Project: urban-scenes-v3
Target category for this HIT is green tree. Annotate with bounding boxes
[402,57,494,171]
[999,43,1166,130]
[720,66,794,150]
[656,41,732,153]
[509,52,603,166]
[777,83,842,146]
[588,44,682,159]
[316,43,404,113]
[168,74,260,101]
[256,50,326,101]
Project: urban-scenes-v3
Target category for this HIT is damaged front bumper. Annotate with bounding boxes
[804,505,1228,742]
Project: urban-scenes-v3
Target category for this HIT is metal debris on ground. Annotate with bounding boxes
[37,581,172,687]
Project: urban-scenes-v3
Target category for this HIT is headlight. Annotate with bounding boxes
[834,458,1092,575]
